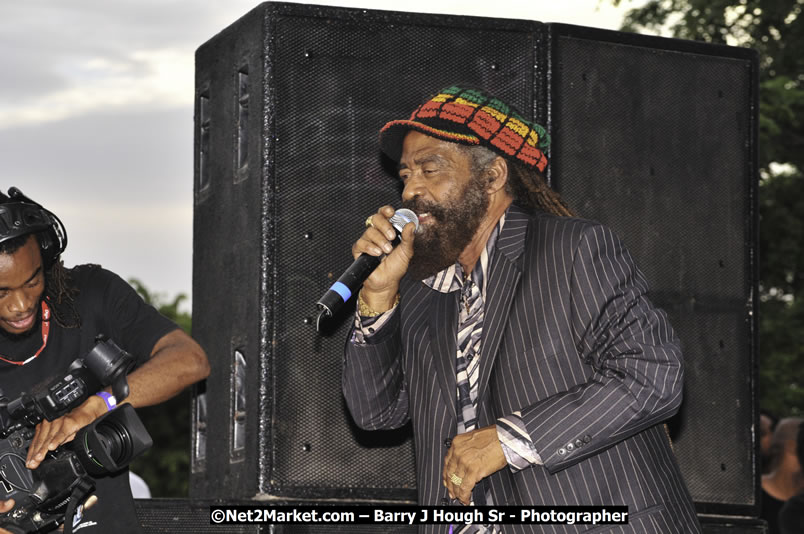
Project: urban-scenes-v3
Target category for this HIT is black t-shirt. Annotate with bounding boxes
[762,489,785,534]
[779,492,804,534]
[0,265,178,533]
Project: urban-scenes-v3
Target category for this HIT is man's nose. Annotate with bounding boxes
[401,175,425,203]
[8,290,33,314]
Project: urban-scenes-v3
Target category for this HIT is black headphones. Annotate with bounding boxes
[0,187,68,268]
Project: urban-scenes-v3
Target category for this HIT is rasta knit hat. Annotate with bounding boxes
[379,85,550,172]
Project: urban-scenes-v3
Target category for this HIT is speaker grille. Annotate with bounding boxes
[552,32,756,507]
[269,11,541,494]
[193,4,546,500]
[135,500,260,533]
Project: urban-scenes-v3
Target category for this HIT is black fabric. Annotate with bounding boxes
[778,491,804,534]
[0,264,178,533]
[62,476,93,534]
[761,490,784,534]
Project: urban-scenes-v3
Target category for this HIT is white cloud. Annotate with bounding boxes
[0,1,643,130]
[0,48,193,128]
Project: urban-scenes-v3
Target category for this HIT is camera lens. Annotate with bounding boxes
[91,420,133,466]
[73,403,152,475]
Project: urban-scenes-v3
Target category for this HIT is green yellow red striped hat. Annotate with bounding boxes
[379,85,550,172]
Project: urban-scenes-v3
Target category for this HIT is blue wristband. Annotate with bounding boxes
[96,391,117,411]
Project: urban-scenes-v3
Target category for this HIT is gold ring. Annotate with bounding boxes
[365,215,374,228]
[449,473,463,486]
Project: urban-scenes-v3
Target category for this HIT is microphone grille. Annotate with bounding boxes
[390,208,419,233]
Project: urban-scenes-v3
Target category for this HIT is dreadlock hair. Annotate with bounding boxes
[0,233,81,329]
[460,145,575,217]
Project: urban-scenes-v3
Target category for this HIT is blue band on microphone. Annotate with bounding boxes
[330,281,352,302]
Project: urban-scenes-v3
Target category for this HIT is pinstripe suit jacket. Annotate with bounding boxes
[343,205,701,533]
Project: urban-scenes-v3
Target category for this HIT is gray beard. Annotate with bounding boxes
[404,172,489,281]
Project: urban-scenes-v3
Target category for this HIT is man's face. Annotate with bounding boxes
[0,236,45,336]
[398,131,490,280]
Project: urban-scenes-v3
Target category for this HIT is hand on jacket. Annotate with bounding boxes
[442,425,507,505]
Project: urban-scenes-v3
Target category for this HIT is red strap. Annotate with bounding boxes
[0,300,51,366]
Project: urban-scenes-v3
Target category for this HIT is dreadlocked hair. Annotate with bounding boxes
[0,233,81,328]
[44,259,81,329]
[460,145,575,217]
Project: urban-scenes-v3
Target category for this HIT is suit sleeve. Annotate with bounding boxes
[342,309,410,430]
[521,223,683,474]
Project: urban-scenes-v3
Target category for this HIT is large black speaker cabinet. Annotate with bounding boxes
[191,0,759,521]
[546,26,760,518]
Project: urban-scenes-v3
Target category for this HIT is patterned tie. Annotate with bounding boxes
[455,272,498,534]
[456,276,483,433]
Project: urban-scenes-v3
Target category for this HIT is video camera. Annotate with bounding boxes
[0,336,153,534]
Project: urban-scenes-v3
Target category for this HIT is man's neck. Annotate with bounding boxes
[458,194,513,275]
[762,455,804,500]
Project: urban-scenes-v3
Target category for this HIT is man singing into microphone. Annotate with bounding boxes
[342,85,701,533]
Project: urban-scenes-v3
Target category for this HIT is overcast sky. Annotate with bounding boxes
[0,0,643,310]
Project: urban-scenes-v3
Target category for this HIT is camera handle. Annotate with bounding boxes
[110,376,129,403]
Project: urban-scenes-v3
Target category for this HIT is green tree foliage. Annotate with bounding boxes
[127,278,193,497]
[612,0,804,415]
[758,168,804,416]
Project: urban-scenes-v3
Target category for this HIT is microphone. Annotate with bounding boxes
[316,208,419,324]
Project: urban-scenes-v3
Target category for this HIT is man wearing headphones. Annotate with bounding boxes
[0,187,210,533]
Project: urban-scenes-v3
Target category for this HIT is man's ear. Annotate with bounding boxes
[486,156,509,194]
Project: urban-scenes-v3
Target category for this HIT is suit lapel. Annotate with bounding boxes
[477,206,528,405]
[429,287,459,420]
[414,206,530,421]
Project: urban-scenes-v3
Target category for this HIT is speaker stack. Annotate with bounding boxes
[140,2,764,532]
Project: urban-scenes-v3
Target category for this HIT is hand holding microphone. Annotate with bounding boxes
[355,206,418,303]
[316,206,418,324]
